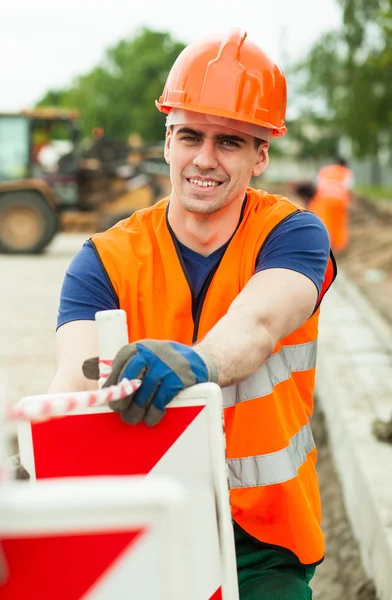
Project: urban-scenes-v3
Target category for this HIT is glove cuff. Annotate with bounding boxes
[193,349,219,384]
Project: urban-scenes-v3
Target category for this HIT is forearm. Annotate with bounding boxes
[194,304,275,387]
[50,321,100,393]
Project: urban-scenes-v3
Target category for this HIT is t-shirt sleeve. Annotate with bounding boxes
[255,211,330,297]
[57,240,119,330]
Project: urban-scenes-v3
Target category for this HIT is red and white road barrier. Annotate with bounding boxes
[0,476,192,600]
[12,309,239,599]
[17,384,238,599]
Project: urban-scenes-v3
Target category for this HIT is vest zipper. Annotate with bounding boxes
[191,263,221,343]
[165,209,199,335]
[164,227,220,343]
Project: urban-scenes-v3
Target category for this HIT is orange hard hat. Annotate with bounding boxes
[156,29,287,137]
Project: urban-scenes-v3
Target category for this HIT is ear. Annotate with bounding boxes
[164,128,172,164]
[252,143,269,177]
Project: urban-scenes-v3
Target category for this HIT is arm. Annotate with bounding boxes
[195,268,318,387]
[49,241,119,393]
[195,210,330,387]
[48,321,99,393]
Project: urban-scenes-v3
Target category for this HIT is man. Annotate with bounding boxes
[308,157,355,254]
[50,29,336,599]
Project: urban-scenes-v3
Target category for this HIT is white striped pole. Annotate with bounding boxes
[7,379,140,423]
[5,310,135,424]
[95,310,129,387]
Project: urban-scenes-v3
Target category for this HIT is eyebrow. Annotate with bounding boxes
[215,133,247,144]
[176,127,247,145]
[176,127,204,137]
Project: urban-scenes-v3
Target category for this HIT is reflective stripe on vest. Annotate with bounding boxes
[222,340,317,408]
[228,422,315,488]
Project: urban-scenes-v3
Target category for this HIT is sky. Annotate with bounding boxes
[0,0,341,112]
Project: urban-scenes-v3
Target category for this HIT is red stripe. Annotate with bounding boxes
[1,529,145,600]
[32,406,204,478]
[67,397,77,412]
[87,393,97,407]
[42,400,53,415]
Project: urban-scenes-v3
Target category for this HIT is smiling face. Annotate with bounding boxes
[164,123,269,216]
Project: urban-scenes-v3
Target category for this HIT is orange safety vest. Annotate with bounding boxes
[91,187,336,566]
[314,164,353,204]
[309,165,353,253]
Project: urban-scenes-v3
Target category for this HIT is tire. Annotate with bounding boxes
[0,191,59,254]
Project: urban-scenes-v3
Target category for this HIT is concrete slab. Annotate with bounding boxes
[316,269,392,600]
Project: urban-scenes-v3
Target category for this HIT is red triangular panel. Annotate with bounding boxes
[0,528,145,600]
[210,588,223,599]
[32,406,204,478]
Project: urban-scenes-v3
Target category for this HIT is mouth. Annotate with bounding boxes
[185,177,224,190]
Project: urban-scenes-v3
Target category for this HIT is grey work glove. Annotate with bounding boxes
[4,453,30,481]
[83,340,218,426]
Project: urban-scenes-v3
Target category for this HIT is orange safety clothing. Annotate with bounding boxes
[91,188,336,566]
[309,165,354,253]
[156,29,287,137]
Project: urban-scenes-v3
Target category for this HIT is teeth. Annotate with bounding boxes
[189,178,219,187]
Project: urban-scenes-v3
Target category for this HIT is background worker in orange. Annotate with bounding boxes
[50,30,336,599]
[308,157,355,254]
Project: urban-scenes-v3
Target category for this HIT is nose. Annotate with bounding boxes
[192,140,219,171]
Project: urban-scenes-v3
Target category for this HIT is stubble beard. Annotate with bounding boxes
[181,197,226,215]
[180,183,233,216]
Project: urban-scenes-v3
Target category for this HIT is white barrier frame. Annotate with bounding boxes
[17,383,239,600]
[0,476,191,600]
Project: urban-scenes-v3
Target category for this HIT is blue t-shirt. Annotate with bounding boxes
[57,210,331,329]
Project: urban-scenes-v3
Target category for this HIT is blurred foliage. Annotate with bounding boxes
[355,184,392,201]
[37,28,186,142]
[285,115,341,159]
[290,0,392,173]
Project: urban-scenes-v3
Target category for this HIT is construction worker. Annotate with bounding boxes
[50,29,336,599]
[308,158,355,254]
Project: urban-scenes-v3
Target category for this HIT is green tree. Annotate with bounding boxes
[37,28,186,142]
[291,0,392,180]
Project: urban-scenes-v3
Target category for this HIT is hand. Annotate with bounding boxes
[4,453,30,480]
[83,340,218,426]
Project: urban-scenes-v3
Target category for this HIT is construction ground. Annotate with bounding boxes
[0,195,391,599]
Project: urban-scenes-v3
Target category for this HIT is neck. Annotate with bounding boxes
[167,194,245,256]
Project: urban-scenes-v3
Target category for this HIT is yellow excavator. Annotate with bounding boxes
[0,108,170,253]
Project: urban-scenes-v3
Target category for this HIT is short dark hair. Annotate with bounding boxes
[336,156,348,167]
[254,138,268,150]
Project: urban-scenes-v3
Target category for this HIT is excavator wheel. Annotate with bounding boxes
[0,191,59,254]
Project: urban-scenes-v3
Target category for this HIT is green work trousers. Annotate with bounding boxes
[234,524,316,600]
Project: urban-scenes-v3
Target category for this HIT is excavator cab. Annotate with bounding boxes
[0,109,79,180]
[0,109,80,253]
